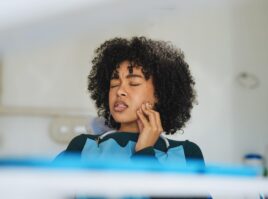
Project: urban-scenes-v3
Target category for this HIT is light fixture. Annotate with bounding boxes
[236,72,259,89]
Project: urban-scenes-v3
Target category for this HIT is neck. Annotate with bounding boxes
[118,122,139,133]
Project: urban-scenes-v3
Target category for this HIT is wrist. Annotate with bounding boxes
[136,134,159,151]
[135,142,153,152]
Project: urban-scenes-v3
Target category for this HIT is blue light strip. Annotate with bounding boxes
[0,155,261,177]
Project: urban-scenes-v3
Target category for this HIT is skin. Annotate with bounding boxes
[109,60,163,151]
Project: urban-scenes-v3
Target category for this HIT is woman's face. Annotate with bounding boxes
[109,60,157,128]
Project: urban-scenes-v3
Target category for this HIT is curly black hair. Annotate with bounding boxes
[88,36,196,134]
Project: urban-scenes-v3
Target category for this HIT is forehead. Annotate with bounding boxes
[111,61,144,78]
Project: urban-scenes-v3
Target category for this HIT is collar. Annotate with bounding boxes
[98,130,170,151]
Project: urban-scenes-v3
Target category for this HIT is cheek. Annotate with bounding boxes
[131,90,155,109]
[132,95,145,108]
[145,79,157,103]
[108,91,114,108]
[143,84,157,103]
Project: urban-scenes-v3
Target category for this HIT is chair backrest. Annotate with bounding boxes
[86,117,113,135]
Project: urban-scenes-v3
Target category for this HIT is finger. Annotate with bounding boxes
[141,104,157,128]
[136,119,144,131]
[155,111,163,132]
[145,103,163,132]
[146,102,153,110]
[137,108,149,127]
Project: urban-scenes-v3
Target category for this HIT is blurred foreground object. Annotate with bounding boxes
[0,156,267,199]
[243,153,267,177]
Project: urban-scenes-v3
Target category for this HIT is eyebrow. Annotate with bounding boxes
[111,73,143,80]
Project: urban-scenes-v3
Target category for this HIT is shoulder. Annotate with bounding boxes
[183,140,204,160]
[65,134,97,152]
[168,139,204,162]
[54,134,98,160]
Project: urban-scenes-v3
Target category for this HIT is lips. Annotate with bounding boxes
[114,101,128,112]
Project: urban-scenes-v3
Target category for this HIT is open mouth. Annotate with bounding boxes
[114,101,128,112]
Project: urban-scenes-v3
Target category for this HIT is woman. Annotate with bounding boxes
[58,36,206,199]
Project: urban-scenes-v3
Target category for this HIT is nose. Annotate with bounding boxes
[116,83,127,97]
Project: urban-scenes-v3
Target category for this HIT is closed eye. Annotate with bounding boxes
[110,82,141,88]
[130,83,141,86]
[110,84,119,88]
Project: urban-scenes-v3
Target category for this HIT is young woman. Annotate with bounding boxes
[57,36,206,198]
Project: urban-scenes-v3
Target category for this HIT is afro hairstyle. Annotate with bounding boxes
[88,36,196,134]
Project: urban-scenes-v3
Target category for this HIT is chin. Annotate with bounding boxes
[113,114,137,124]
[114,118,137,124]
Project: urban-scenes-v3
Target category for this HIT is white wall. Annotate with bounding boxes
[0,0,267,165]
[230,1,268,163]
[0,116,63,158]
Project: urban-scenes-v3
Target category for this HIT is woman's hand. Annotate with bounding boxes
[135,102,163,152]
